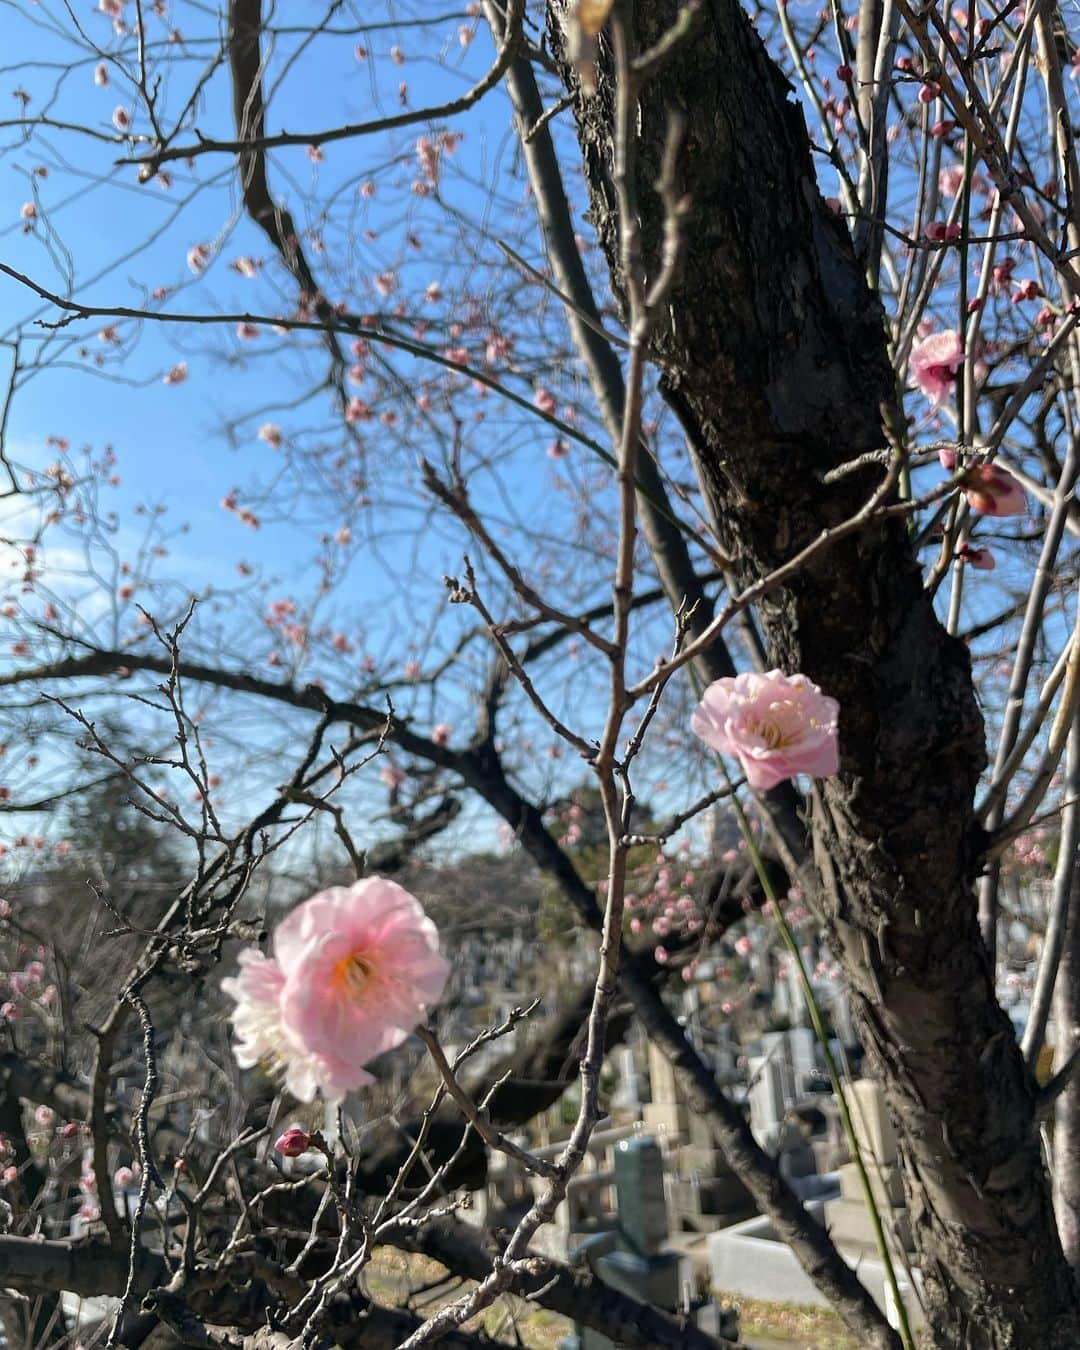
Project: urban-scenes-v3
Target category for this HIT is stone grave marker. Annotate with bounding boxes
[560,1138,682,1350]
[824,1078,914,1255]
[643,1038,689,1139]
[747,1053,787,1153]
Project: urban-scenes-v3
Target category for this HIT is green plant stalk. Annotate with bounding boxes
[724,783,916,1349]
[684,667,914,1342]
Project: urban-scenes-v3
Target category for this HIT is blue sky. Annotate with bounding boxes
[0,3,713,858]
[0,0,1062,863]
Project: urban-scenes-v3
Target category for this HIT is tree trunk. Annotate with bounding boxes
[549,0,1080,1342]
[1053,857,1080,1273]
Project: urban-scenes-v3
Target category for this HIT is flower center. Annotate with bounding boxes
[751,716,788,750]
[333,951,371,1000]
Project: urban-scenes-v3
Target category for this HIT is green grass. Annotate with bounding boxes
[364,1246,571,1348]
[721,1292,864,1348]
[363,1248,869,1348]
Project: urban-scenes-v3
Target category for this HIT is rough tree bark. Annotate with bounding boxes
[1053,866,1080,1274]
[550,0,1080,1344]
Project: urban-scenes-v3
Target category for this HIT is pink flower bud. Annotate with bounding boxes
[961,463,1026,517]
[958,543,995,570]
[273,1127,313,1158]
[1011,278,1041,303]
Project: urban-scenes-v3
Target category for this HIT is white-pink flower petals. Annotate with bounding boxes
[223,878,449,1101]
[909,329,963,406]
[691,670,840,791]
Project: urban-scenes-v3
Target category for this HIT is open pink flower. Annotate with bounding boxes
[691,670,840,791]
[276,879,449,1097]
[224,879,449,1102]
[961,463,1026,517]
[910,329,963,406]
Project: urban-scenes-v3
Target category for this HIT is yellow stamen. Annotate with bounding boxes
[333,952,371,999]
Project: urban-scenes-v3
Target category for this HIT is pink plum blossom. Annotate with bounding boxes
[938,165,964,196]
[224,879,448,1101]
[961,463,1026,516]
[346,397,372,423]
[910,329,963,406]
[691,670,840,791]
[163,362,187,385]
[274,879,449,1096]
[416,137,439,187]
